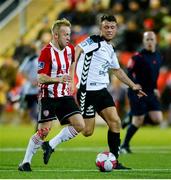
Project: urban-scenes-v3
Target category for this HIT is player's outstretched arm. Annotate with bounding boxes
[112,68,147,97]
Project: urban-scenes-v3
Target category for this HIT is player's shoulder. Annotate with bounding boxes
[81,35,103,45]
[67,43,75,50]
[40,43,51,53]
[89,35,104,43]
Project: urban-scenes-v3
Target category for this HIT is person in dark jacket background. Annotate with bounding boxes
[120,31,163,153]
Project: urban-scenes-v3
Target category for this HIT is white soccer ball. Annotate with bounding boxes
[95,151,117,172]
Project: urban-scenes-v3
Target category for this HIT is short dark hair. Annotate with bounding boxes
[101,14,117,23]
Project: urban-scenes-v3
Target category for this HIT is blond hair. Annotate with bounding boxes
[51,18,71,34]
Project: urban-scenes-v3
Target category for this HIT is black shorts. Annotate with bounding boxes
[77,88,115,118]
[128,90,161,116]
[38,96,81,125]
[24,94,38,108]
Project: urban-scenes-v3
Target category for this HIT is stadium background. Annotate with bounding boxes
[0,0,171,178]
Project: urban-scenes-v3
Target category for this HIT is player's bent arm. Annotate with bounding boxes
[38,74,63,84]
[75,45,83,62]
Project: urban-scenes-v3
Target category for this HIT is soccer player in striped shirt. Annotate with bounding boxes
[18,18,85,171]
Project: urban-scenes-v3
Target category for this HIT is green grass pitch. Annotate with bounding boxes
[0,123,171,179]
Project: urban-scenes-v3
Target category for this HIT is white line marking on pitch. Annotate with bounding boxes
[0,169,171,172]
[0,147,171,154]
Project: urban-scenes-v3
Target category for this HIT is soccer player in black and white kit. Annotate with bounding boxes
[75,14,147,169]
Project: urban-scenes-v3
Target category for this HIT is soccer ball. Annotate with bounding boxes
[95,152,117,172]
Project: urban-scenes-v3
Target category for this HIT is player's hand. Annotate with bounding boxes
[132,84,147,98]
[61,75,72,83]
[69,81,75,95]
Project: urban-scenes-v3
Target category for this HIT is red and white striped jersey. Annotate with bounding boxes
[38,42,75,98]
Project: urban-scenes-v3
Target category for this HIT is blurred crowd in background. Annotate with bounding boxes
[0,0,171,127]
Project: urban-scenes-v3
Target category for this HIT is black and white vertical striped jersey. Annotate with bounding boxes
[76,35,120,91]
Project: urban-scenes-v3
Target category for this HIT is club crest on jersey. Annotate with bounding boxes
[43,110,49,117]
[38,62,45,70]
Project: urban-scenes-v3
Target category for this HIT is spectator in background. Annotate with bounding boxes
[145,0,168,33]
[159,16,171,48]
[18,45,39,130]
[0,58,19,123]
[36,17,51,42]
[36,16,51,49]
[13,42,35,65]
[125,0,144,28]
[161,33,171,70]
[122,20,142,52]
[120,31,163,154]
[143,18,155,31]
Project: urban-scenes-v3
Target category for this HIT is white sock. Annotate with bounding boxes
[49,126,78,149]
[22,134,43,164]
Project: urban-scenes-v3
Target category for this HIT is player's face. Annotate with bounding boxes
[143,32,157,52]
[57,26,71,49]
[100,20,117,41]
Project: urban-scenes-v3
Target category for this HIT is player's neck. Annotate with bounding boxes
[100,36,112,44]
[51,40,64,51]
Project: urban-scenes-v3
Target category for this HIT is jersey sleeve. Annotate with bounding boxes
[110,51,120,69]
[19,57,30,73]
[78,37,99,54]
[38,48,51,75]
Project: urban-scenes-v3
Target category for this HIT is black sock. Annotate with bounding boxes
[107,130,120,159]
[122,124,138,148]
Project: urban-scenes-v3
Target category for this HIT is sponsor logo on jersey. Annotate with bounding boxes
[99,61,110,76]
[86,38,93,45]
[81,38,94,47]
[81,41,88,47]
[38,62,45,70]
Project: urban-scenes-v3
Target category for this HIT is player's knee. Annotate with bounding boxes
[116,117,121,128]
[36,128,50,140]
[108,117,121,131]
[150,114,163,124]
[152,117,163,124]
[133,118,143,127]
[73,121,85,133]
